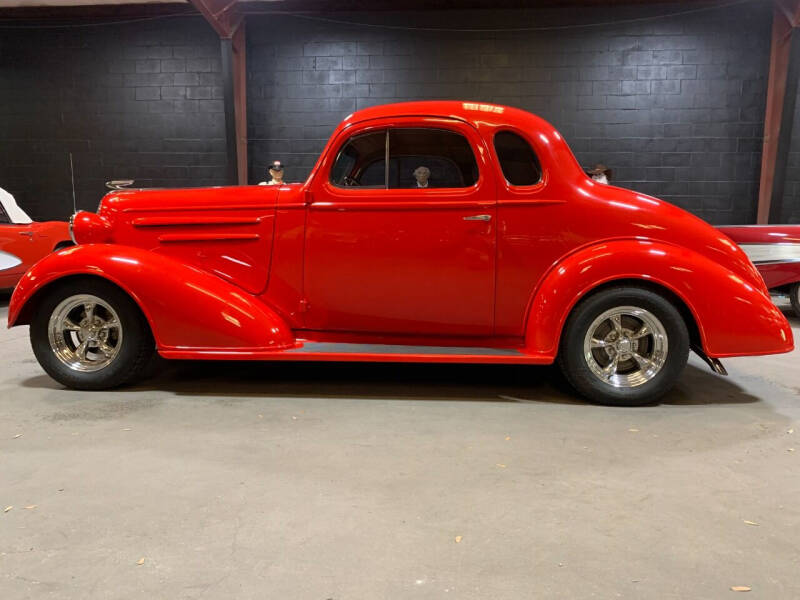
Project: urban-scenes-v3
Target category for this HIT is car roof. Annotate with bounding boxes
[340,101,551,131]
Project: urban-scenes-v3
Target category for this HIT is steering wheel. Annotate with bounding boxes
[342,176,360,187]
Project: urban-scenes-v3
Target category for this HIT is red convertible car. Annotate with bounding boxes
[7,101,794,405]
[718,225,800,317]
[0,188,71,291]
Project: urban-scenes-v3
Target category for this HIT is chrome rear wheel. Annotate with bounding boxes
[583,306,668,388]
[558,286,689,406]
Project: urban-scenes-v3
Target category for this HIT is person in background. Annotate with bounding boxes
[588,163,612,184]
[259,160,285,186]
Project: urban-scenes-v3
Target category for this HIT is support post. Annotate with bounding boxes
[189,0,247,186]
[757,1,800,223]
[232,25,247,185]
[220,38,238,185]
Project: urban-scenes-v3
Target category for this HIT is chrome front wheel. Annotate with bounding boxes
[583,306,668,388]
[48,294,123,372]
[31,279,154,390]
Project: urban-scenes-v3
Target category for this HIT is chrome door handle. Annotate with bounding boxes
[18,231,33,237]
[463,214,491,221]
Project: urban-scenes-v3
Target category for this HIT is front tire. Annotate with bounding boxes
[790,282,800,318]
[558,286,690,406]
[30,279,154,390]
[53,241,74,252]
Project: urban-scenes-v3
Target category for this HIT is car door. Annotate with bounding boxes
[302,118,497,337]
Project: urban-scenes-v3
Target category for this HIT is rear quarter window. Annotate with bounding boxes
[494,131,542,186]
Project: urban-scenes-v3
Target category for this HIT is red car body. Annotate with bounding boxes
[8,102,793,368]
[0,193,71,290]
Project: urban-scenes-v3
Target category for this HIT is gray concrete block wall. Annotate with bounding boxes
[248,2,775,224]
[0,17,226,220]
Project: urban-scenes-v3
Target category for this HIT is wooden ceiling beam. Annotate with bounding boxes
[187,0,241,38]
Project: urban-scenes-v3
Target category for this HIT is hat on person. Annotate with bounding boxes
[588,163,612,179]
[269,160,284,172]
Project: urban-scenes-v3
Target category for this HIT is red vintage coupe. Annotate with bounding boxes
[7,101,794,405]
[718,225,800,317]
[0,188,71,291]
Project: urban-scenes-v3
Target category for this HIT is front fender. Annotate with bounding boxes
[524,239,793,359]
[9,244,295,352]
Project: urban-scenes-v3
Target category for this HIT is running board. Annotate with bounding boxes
[159,342,553,364]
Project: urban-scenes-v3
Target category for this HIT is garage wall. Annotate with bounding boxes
[248,1,773,224]
[782,97,800,223]
[0,16,225,220]
[0,2,789,224]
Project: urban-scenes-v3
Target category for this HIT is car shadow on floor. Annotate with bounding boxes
[32,359,752,407]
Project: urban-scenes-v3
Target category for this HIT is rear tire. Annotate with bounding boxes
[790,282,800,318]
[30,279,154,390]
[557,286,689,406]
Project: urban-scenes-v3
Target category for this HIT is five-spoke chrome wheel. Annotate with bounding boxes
[47,294,123,372]
[583,305,668,388]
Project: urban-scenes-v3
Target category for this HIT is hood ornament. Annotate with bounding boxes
[106,179,135,190]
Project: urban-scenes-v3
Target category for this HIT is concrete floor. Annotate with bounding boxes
[1,297,799,600]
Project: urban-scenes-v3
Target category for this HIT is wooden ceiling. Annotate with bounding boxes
[0,0,719,20]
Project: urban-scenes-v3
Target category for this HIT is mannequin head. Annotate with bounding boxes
[588,163,611,184]
[413,166,430,187]
[268,160,284,184]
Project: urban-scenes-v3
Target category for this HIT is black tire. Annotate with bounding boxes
[790,282,800,318]
[557,286,690,406]
[53,241,73,252]
[30,278,154,390]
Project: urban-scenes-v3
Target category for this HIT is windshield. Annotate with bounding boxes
[0,187,33,224]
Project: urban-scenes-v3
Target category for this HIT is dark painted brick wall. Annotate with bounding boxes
[0,16,226,220]
[248,1,776,224]
[0,2,793,224]
[782,96,800,223]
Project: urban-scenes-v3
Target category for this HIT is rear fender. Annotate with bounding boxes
[9,244,295,352]
[525,239,793,358]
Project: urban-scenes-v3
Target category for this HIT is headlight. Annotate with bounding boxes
[70,211,113,244]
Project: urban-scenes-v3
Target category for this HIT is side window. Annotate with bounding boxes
[330,130,387,188]
[0,204,10,224]
[494,131,542,186]
[389,129,478,189]
[359,158,388,187]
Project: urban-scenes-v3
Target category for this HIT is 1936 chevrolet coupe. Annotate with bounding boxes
[8,101,794,405]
